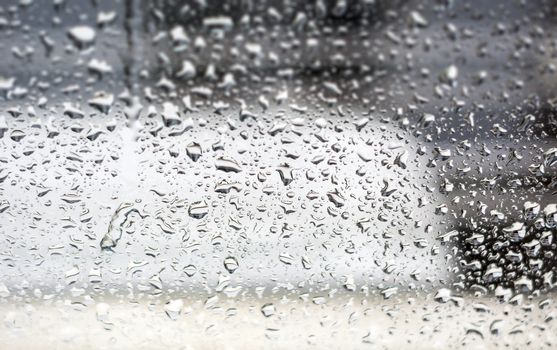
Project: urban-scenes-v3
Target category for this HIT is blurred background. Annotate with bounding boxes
[1,0,557,349]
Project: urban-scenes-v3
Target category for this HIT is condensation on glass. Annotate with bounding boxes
[0,0,557,349]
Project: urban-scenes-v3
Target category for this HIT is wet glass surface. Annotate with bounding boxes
[1,0,557,348]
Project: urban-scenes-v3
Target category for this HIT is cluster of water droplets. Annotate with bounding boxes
[1,0,557,348]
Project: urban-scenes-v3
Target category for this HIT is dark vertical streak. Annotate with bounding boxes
[123,0,134,92]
